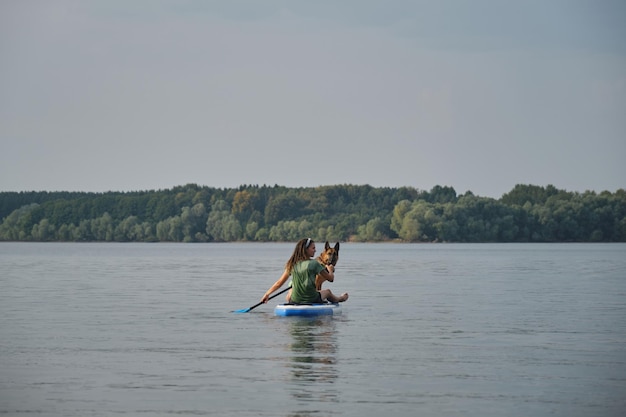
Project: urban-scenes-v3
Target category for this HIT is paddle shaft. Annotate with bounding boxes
[238,285,291,313]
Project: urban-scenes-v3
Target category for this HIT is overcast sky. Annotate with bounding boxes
[1,0,624,198]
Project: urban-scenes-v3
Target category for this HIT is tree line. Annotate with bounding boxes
[0,183,624,243]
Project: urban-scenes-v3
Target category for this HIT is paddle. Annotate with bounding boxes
[232,286,292,313]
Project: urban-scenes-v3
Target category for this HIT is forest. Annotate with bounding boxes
[1,183,625,243]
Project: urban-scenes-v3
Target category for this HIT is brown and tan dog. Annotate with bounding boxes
[315,241,340,290]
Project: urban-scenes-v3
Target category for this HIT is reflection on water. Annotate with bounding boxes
[283,316,339,415]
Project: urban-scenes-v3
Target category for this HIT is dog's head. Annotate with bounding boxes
[318,241,340,267]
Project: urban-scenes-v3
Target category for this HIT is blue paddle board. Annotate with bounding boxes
[274,303,342,317]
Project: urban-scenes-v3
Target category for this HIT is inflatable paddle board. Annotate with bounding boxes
[274,303,341,317]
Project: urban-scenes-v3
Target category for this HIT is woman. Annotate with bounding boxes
[261,238,349,304]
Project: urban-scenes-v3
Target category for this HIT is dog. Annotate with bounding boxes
[315,241,340,291]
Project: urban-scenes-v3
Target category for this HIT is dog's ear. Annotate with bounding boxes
[325,241,330,250]
[334,242,340,251]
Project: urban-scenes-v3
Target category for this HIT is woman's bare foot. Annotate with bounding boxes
[320,289,349,303]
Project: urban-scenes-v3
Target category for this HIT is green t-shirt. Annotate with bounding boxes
[290,260,325,303]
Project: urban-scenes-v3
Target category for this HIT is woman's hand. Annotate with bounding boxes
[320,265,334,283]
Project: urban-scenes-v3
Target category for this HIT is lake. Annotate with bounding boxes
[1,242,625,416]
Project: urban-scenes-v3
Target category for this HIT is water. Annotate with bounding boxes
[1,242,625,417]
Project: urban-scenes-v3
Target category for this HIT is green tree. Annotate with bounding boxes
[357,217,387,241]
[31,218,55,241]
[501,184,561,206]
[390,200,412,236]
[264,192,306,225]
[115,216,139,241]
[156,216,183,242]
[181,203,208,242]
[206,200,242,241]
[0,203,38,240]
[425,185,458,204]
[91,213,114,241]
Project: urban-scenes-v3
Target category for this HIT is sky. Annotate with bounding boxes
[1,0,625,199]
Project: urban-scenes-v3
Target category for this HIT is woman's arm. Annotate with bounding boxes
[261,268,290,303]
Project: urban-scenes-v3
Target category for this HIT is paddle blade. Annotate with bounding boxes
[232,307,251,313]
